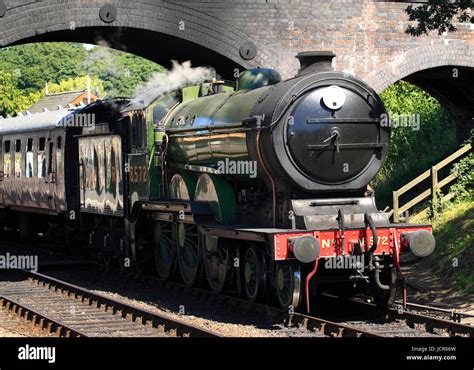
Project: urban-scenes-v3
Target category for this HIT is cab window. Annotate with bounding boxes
[131,114,146,148]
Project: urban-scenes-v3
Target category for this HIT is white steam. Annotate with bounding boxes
[83,39,122,78]
[131,60,215,106]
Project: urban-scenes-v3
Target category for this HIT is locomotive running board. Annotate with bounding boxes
[138,200,214,224]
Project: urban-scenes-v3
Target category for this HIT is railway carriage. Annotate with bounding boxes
[0,52,436,312]
[0,108,79,238]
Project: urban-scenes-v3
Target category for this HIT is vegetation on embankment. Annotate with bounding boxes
[372,81,458,208]
[413,200,473,294]
[411,148,473,294]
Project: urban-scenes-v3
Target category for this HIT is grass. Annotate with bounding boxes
[412,199,474,294]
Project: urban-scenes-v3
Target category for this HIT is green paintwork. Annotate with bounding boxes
[194,173,236,223]
[127,152,149,210]
[165,87,272,170]
[169,172,197,201]
[237,68,282,91]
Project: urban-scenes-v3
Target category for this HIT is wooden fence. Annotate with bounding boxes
[391,143,472,222]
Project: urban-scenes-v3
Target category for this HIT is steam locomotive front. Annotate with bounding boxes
[254,51,390,192]
[156,51,435,310]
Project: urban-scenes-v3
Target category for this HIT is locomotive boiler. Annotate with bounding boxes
[0,51,436,312]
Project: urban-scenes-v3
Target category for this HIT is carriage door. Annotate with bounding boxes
[127,112,149,211]
[45,133,56,209]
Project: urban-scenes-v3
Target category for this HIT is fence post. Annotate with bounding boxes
[393,190,399,223]
[431,166,438,218]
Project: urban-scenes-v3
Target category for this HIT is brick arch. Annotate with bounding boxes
[0,0,275,75]
[364,44,474,94]
[365,44,474,142]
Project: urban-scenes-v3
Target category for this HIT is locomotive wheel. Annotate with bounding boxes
[275,263,302,310]
[176,223,200,287]
[202,235,233,294]
[244,245,266,302]
[373,267,397,309]
[133,234,149,274]
[152,221,176,280]
[96,232,113,267]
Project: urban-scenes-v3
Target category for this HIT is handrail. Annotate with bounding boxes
[392,144,472,222]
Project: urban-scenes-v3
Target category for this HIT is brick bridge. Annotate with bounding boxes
[0,0,472,140]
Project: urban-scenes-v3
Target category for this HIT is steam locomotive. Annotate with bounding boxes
[0,52,435,311]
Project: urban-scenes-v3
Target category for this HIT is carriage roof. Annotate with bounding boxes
[0,109,70,135]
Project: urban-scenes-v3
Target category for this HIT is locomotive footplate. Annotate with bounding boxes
[197,223,434,262]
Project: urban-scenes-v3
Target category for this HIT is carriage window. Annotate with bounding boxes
[14,140,22,178]
[48,142,54,174]
[39,137,46,151]
[57,136,62,150]
[3,140,11,178]
[38,137,46,178]
[26,138,34,178]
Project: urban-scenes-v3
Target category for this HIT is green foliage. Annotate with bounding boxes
[426,189,447,220]
[406,0,474,36]
[372,81,457,208]
[0,43,87,95]
[450,154,474,201]
[47,76,104,96]
[0,42,165,116]
[0,72,42,116]
[428,200,474,293]
[83,49,165,97]
[449,132,473,202]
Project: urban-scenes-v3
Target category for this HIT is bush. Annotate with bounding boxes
[372,81,457,208]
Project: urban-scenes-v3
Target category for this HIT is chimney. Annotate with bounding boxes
[296,51,336,76]
[45,82,49,95]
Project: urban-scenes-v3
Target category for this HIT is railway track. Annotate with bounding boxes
[49,263,473,338]
[0,269,221,338]
[346,299,473,337]
[101,266,474,337]
[393,299,474,323]
[1,241,472,338]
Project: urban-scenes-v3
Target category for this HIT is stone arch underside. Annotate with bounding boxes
[0,0,276,78]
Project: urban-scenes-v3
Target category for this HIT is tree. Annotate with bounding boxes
[83,47,165,97]
[0,43,87,94]
[372,81,457,207]
[0,72,41,117]
[406,0,474,36]
[0,42,165,115]
[47,76,104,96]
